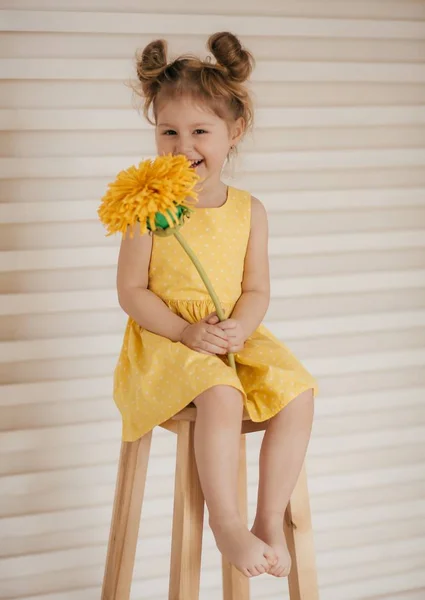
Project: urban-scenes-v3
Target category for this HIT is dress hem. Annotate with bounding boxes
[120,381,318,442]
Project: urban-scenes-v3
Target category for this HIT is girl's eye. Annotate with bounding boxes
[163,130,177,136]
[194,129,207,134]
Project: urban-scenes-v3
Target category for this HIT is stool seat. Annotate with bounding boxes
[165,406,269,436]
[169,405,251,421]
[101,407,319,600]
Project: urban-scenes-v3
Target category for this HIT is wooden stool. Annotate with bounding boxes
[101,407,319,600]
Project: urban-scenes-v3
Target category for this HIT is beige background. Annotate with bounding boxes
[1,2,425,599]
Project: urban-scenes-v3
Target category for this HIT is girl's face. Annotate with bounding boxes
[155,96,243,186]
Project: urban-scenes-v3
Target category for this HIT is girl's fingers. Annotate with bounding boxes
[202,313,219,325]
[230,346,243,353]
[217,320,237,329]
[224,331,239,341]
[203,342,227,355]
[224,331,244,346]
[207,316,220,324]
[208,334,229,350]
[207,325,229,342]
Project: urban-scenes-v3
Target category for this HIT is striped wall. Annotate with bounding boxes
[1,2,425,599]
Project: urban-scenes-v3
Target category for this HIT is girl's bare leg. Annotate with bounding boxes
[251,388,314,577]
[193,385,277,577]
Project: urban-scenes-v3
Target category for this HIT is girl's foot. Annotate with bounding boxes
[251,514,291,577]
[210,517,277,577]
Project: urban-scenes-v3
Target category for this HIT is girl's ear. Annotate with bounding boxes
[231,117,245,146]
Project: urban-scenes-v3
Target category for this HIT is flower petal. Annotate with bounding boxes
[97,154,200,236]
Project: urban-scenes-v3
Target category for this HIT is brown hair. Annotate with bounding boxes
[132,32,255,134]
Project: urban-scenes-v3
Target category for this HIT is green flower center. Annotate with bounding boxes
[147,204,194,235]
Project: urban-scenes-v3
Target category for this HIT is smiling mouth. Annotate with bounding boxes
[190,159,203,168]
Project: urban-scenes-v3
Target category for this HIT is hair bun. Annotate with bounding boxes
[207,31,254,83]
[136,39,168,92]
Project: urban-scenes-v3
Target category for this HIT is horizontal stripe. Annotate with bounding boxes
[2,461,424,519]
[3,11,425,39]
[0,347,421,387]
[2,107,425,131]
[1,360,422,409]
[2,58,425,83]
[1,230,424,272]
[1,468,424,522]
[0,356,424,444]
[3,126,425,159]
[0,376,111,406]
[3,252,425,306]
[1,270,425,314]
[1,149,425,179]
[269,231,425,255]
[3,33,425,65]
[1,188,425,224]
[1,310,424,363]
[2,82,425,112]
[2,529,424,577]
[5,1,425,20]
[322,571,425,600]
[3,211,425,251]
[272,269,425,296]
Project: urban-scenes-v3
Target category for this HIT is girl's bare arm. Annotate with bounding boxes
[116,227,189,342]
[229,196,271,338]
[116,227,229,354]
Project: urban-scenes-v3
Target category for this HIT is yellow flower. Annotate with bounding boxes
[97,152,237,371]
[98,154,200,237]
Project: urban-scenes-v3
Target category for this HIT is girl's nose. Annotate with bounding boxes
[174,137,193,156]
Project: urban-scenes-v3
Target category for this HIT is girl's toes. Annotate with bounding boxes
[278,564,291,577]
[268,560,280,575]
[264,548,277,568]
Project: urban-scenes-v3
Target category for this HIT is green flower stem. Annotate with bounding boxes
[173,229,236,371]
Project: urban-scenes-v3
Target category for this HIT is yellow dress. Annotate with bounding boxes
[114,185,319,442]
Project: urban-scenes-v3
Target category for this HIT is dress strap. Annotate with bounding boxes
[227,186,252,219]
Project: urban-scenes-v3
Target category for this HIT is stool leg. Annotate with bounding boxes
[169,421,205,600]
[101,432,152,600]
[222,434,250,600]
[285,463,319,600]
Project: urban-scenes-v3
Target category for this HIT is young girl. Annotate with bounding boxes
[115,31,318,579]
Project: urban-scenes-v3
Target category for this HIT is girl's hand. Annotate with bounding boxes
[180,313,229,356]
[206,313,246,353]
